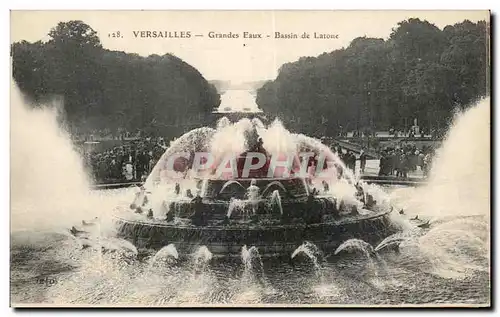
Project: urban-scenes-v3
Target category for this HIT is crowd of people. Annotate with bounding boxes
[329,145,368,175]
[378,145,435,178]
[83,137,168,184]
[337,127,439,139]
[328,142,434,178]
[73,128,145,142]
[83,134,436,184]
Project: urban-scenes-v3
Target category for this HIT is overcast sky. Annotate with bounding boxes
[11,10,488,83]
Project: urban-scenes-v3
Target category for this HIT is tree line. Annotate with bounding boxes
[256,18,489,138]
[11,20,221,138]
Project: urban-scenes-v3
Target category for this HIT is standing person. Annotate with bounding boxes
[418,150,425,171]
[401,153,409,178]
[388,150,396,175]
[336,146,342,159]
[124,160,134,181]
[109,158,117,181]
[359,150,367,174]
[135,150,144,181]
[345,151,353,172]
[423,150,432,177]
[395,150,403,177]
[350,151,356,172]
[411,149,417,171]
[378,151,387,176]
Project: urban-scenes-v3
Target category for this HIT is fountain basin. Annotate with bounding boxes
[112,130,400,259]
[139,196,337,220]
[113,207,397,257]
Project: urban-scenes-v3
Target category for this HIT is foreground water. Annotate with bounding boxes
[10,82,490,306]
[11,204,489,306]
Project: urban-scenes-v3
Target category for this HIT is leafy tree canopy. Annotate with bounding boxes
[257,18,489,138]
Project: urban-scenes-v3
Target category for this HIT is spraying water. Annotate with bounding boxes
[334,239,375,256]
[426,100,490,220]
[391,98,490,220]
[192,246,213,266]
[149,244,179,268]
[291,242,323,272]
[269,190,283,215]
[241,245,262,273]
[10,82,133,236]
[11,84,92,232]
[227,198,246,219]
[388,98,490,280]
[10,81,138,304]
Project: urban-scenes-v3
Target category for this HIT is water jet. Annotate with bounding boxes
[113,120,399,258]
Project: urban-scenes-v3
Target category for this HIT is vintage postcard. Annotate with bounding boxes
[10,10,491,307]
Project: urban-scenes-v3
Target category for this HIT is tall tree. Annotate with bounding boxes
[256,18,489,137]
[12,21,221,138]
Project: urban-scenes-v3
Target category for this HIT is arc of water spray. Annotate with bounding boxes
[374,233,411,252]
[219,180,245,195]
[194,245,213,263]
[334,239,375,256]
[227,198,245,219]
[241,245,261,269]
[261,181,288,198]
[291,242,323,276]
[291,241,321,260]
[192,245,213,272]
[270,190,283,215]
[151,243,179,263]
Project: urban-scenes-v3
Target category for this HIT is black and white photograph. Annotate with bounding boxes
[9,10,491,307]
